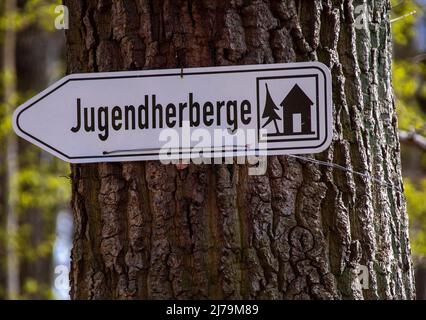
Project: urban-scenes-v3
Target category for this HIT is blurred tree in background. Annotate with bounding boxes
[391,0,426,299]
[0,0,69,299]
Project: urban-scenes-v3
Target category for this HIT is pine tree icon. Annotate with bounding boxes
[262,83,281,133]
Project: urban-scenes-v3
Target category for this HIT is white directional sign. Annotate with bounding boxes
[13,62,332,163]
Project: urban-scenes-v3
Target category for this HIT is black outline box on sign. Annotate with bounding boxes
[256,74,320,143]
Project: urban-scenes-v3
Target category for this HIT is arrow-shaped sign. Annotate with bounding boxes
[13,62,332,163]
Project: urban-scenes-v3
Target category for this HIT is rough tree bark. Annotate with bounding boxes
[65,0,415,299]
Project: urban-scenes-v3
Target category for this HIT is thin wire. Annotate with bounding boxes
[287,154,404,196]
[103,147,404,195]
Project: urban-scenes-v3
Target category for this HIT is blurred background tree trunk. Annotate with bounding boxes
[15,19,61,300]
[65,0,415,299]
[0,0,7,300]
[3,0,19,300]
[1,0,67,299]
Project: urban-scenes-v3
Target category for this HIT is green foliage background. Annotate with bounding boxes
[0,0,69,299]
[392,0,426,262]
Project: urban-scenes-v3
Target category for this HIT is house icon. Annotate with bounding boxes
[280,84,314,135]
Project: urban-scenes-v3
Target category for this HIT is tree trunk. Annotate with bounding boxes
[65,0,415,299]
